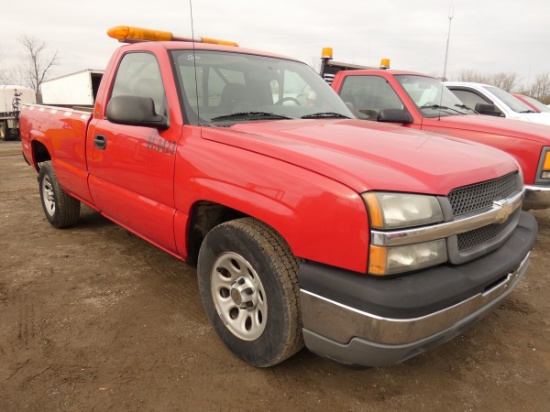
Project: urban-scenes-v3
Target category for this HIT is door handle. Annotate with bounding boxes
[94,135,107,150]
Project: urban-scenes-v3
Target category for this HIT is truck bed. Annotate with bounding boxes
[20,104,94,204]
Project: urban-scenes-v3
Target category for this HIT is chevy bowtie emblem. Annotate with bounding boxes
[494,199,513,224]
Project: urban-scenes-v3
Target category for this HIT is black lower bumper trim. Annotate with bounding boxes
[298,211,538,319]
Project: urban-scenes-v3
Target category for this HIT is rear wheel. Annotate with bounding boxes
[197,218,303,367]
[0,122,7,141]
[38,161,80,228]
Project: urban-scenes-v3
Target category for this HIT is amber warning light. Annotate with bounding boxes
[107,25,238,47]
[321,47,333,60]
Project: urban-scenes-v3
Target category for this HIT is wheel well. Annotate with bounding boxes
[32,141,51,169]
[186,201,246,267]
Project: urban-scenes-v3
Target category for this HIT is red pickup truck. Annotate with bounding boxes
[20,27,538,369]
[321,51,550,210]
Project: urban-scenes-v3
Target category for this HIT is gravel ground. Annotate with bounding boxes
[1,140,549,411]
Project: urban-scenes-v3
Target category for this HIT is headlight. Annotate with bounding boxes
[541,150,550,179]
[363,191,446,276]
[369,241,447,275]
[363,192,444,229]
[518,165,524,182]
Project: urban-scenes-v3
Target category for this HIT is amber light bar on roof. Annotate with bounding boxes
[107,25,238,47]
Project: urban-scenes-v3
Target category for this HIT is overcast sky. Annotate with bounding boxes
[2,0,549,88]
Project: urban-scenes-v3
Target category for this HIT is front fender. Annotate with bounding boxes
[175,140,370,274]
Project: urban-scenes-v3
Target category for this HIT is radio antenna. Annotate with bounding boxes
[443,5,454,81]
[189,0,201,124]
[439,5,454,121]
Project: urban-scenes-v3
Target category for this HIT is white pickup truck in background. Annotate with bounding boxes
[445,81,550,125]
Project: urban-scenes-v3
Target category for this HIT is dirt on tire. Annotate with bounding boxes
[1,140,549,411]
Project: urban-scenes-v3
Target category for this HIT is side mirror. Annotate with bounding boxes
[475,103,502,117]
[377,108,413,124]
[106,95,169,129]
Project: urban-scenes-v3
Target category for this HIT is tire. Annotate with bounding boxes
[0,122,6,141]
[197,217,304,367]
[9,127,20,141]
[38,161,81,228]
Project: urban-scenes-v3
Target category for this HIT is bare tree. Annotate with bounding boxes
[529,73,550,101]
[458,70,518,91]
[0,69,8,84]
[487,72,518,92]
[0,43,10,84]
[459,69,489,83]
[19,35,58,102]
[0,65,17,85]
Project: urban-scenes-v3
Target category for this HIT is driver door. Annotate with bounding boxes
[87,51,179,253]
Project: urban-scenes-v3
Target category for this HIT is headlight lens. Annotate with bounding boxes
[364,191,446,275]
[369,241,448,275]
[363,192,444,229]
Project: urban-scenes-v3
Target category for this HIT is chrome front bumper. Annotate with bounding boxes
[298,211,537,368]
[300,252,530,367]
[524,185,550,210]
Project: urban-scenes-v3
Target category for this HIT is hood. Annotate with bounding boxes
[431,114,550,144]
[202,119,517,195]
[521,112,550,126]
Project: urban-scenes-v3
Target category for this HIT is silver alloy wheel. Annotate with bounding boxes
[210,251,268,341]
[41,174,56,217]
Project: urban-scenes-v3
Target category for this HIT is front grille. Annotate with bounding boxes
[457,209,519,252]
[448,172,519,217]
[447,172,521,262]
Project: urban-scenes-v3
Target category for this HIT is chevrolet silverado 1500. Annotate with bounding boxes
[19,27,538,368]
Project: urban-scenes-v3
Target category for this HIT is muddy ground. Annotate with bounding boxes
[0,140,549,412]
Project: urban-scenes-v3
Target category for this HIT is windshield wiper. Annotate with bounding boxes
[455,103,476,113]
[520,109,537,113]
[419,104,464,114]
[301,112,351,119]
[211,112,292,122]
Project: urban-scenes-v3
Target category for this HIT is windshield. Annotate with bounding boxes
[395,75,470,117]
[483,86,535,113]
[520,95,550,113]
[171,50,353,125]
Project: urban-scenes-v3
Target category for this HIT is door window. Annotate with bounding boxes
[111,52,167,116]
[340,75,403,120]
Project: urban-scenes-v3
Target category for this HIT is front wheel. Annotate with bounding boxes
[38,161,81,228]
[197,218,303,367]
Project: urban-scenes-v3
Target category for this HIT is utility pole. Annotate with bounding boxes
[443,6,454,80]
